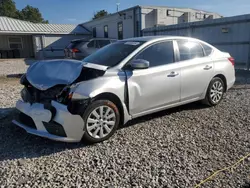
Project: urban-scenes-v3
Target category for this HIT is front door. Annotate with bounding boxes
[125,41,181,116]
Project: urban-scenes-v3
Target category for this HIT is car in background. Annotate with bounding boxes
[64,38,117,60]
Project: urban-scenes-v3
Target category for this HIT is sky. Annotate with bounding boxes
[15,0,250,24]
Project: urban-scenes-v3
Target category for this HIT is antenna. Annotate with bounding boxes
[116,0,120,12]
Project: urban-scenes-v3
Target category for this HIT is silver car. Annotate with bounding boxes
[64,38,117,60]
[13,36,235,143]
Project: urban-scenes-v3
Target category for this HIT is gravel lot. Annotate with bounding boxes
[0,59,36,77]
[0,78,250,188]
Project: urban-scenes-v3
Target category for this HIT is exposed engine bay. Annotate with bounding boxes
[20,60,106,105]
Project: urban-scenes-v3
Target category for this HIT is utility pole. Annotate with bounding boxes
[116,0,120,12]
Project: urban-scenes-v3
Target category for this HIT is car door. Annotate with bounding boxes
[175,40,214,101]
[125,40,181,117]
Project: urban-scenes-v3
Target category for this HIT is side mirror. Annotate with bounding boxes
[130,59,150,69]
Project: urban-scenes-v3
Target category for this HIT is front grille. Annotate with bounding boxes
[21,85,65,104]
[43,122,67,137]
[18,112,37,129]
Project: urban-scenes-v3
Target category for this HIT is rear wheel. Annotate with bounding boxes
[81,100,120,143]
[203,77,225,106]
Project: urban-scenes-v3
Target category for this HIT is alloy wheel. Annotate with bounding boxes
[86,105,116,139]
[210,81,224,104]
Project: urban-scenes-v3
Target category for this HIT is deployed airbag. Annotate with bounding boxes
[26,59,84,90]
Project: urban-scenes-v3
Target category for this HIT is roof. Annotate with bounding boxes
[81,5,222,25]
[140,6,222,16]
[81,6,140,25]
[72,37,117,41]
[122,36,204,42]
[0,16,91,35]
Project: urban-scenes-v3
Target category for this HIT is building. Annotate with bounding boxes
[81,5,222,39]
[142,14,250,70]
[0,16,91,59]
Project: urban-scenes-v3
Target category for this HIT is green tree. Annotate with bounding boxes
[19,5,48,23]
[0,1,48,23]
[0,0,18,18]
[92,10,108,20]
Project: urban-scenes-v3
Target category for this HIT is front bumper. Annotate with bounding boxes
[12,100,85,142]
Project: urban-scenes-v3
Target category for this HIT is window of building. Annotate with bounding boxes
[177,40,204,61]
[93,27,96,38]
[166,10,170,16]
[135,41,174,67]
[8,37,23,49]
[117,22,123,40]
[104,25,108,38]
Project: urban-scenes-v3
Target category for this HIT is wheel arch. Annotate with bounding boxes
[93,92,125,126]
[213,74,227,91]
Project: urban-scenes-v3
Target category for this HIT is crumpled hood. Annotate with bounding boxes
[26,59,85,90]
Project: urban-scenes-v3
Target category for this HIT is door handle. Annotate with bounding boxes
[204,65,212,70]
[168,71,179,77]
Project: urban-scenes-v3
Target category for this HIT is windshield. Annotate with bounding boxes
[82,41,145,67]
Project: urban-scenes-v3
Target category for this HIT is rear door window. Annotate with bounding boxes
[177,40,204,61]
[87,40,95,48]
[202,43,213,56]
[98,40,110,48]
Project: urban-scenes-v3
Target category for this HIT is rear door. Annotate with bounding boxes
[175,40,214,101]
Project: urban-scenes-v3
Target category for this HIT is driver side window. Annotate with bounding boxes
[135,41,174,67]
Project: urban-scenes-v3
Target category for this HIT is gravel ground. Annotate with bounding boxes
[0,59,35,77]
[0,78,250,188]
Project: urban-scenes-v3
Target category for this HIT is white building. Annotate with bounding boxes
[0,16,91,59]
[81,5,222,39]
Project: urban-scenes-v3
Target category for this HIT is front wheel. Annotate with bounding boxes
[203,77,225,106]
[81,100,120,143]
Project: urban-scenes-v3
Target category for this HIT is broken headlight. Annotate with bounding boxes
[20,74,29,86]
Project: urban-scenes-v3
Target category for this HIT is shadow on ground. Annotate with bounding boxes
[0,101,209,162]
[242,182,250,188]
[121,101,209,129]
[0,108,87,161]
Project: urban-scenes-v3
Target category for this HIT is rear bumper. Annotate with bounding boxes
[13,100,85,142]
[227,77,235,90]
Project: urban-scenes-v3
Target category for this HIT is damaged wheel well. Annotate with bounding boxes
[93,93,124,126]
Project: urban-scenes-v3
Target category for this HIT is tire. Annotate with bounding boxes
[203,77,225,106]
[81,100,120,143]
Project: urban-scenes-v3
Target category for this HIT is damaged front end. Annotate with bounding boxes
[13,59,106,142]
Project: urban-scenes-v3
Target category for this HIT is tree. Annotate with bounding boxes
[92,10,108,20]
[0,1,48,23]
[19,5,48,23]
[0,0,18,18]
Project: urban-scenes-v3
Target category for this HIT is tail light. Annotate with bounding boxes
[71,48,80,53]
[228,57,235,66]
